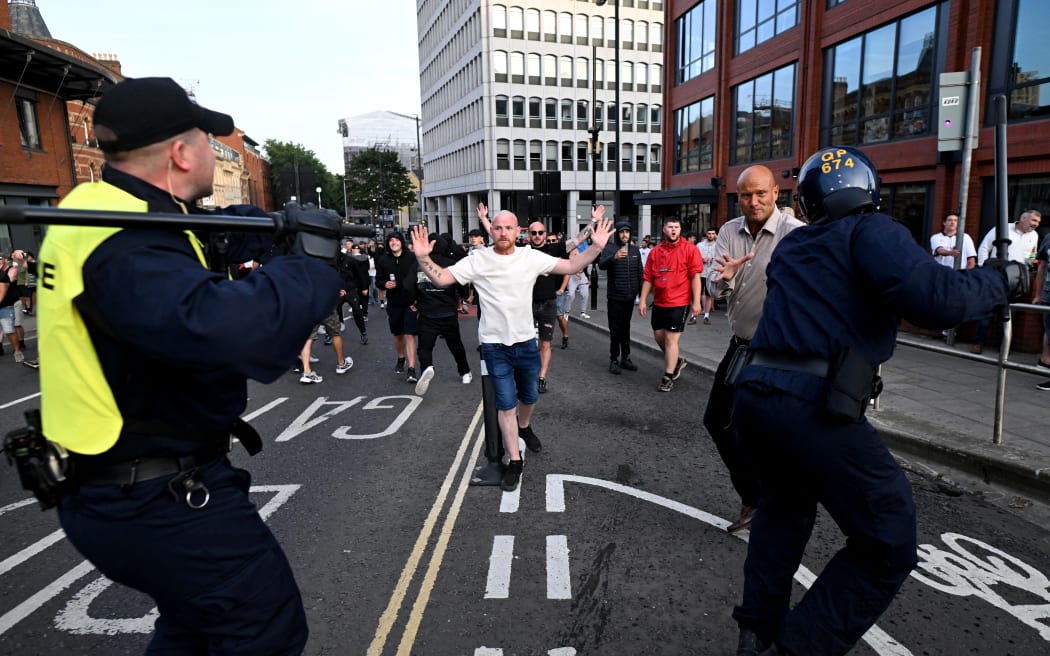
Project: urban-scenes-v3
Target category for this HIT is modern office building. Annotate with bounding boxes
[417,0,667,240]
[659,0,1050,245]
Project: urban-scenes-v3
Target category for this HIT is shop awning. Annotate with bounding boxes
[634,186,720,206]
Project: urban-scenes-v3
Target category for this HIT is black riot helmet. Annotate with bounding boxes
[796,146,880,225]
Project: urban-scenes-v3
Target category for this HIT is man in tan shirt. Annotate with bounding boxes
[705,165,804,533]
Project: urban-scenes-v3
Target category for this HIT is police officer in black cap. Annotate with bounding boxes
[39,77,343,653]
[730,146,1027,656]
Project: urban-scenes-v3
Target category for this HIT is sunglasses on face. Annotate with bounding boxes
[530,230,546,236]
[546,238,557,243]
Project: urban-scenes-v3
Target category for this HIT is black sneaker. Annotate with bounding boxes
[519,425,542,452]
[619,357,638,371]
[395,357,406,374]
[406,367,418,383]
[671,357,687,380]
[501,459,523,491]
[609,360,621,374]
[1037,380,1050,391]
[658,374,674,392]
[537,377,548,393]
[360,332,369,345]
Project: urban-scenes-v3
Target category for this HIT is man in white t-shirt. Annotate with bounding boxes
[930,212,976,269]
[410,207,613,491]
[971,209,1041,353]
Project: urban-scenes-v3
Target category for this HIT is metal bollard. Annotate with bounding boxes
[470,358,505,486]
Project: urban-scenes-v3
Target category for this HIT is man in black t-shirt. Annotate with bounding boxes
[527,221,567,394]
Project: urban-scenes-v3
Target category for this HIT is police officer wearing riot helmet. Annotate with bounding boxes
[731,146,1027,656]
[39,77,343,653]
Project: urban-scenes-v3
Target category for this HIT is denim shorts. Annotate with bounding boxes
[0,305,14,334]
[482,339,541,410]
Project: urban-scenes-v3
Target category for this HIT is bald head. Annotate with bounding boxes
[737,165,780,227]
[528,220,548,246]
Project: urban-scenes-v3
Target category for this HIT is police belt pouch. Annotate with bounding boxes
[824,347,882,422]
[724,344,751,387]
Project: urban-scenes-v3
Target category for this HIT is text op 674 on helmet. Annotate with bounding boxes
[796,146,881,224]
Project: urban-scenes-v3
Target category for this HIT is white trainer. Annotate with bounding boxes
[414,365,435,395]
[336,358,353,375]
[461,372,473,384]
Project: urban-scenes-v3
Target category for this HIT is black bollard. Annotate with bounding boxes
[470,358,505,486]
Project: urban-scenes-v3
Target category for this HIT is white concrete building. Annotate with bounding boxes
[417,0,665,240]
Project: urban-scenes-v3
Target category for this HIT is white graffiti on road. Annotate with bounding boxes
[274,395,421,441]
[912,533,1050,642]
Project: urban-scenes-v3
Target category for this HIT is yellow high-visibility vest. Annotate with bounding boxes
[39,181,206,454]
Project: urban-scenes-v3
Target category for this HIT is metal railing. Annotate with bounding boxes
[877,302,1049,445]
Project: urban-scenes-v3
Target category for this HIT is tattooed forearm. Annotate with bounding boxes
[566,224,593,251]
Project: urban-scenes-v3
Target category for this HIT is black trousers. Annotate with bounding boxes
[702,337,761,508]
[607,298,634,362]
[338,291,367,336]
[417,313,471,374]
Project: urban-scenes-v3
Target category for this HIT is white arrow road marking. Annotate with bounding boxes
[484,536,515,599]
[242,397,287,421]
[0,528,65,576]
[545,474,914,656]
[0,497,38,516]
[546,535,571,600]
[0,561,95,636]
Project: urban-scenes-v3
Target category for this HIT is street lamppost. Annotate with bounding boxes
[595,0,620,221]
[315,186,322,208]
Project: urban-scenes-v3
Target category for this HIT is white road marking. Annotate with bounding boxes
[0,529,65,576]
[0,497,37,517]
[484,536,515,599]
[275,396,366,441]
[0,392,41,409]
[474,649,502,655]
[242,397,287,421]
[545,474,914,656]
[0,485,300,637]
[548,649,577,656]
[546,535,571,600]
[333,395,423,440]
[0,561,95,636]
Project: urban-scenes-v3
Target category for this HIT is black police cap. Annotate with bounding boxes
[93,77,235,153]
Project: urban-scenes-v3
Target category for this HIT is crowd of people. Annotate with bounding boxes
[12,75,1044,656]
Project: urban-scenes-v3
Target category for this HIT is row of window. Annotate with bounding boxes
[492,51,662,91]
[421,11,481,100]
[426,141,485,184]
[492,6,663,51]
[495,96,662,132]
[422,99,483,160]
[494,139,661,174]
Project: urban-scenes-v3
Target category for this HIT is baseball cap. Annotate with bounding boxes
[93,77,235,153]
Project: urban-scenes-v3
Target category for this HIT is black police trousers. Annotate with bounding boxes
[59,459,308,654]
[731,383,918,656]
[702,338,761,509]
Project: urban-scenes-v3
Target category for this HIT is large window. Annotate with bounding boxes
[674,96,715,173]
[824,6,938,145]
[676,0,716,85]
[881,183,931,245]
[737,0,798,55]
[733,63,796,164]
[997,0,1050,120]
[493,51,508,83]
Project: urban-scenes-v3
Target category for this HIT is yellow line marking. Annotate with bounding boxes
[366,400,484,656]
[396,403,488,655]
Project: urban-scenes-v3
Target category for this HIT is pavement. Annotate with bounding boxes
[568,279,1050,503]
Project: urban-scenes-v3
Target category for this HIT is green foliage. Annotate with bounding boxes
[344,148,417,218]
[263,140,344,214]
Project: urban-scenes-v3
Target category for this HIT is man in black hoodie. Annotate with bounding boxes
[375,232,419,382]
[337,239,371,345]
[413,233,472,395]
[598,220,643,374]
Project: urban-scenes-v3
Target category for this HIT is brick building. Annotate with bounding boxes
[654,0,1050,349]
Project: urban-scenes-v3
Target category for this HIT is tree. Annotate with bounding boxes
[344,148,417,222]
[263,140,343,214]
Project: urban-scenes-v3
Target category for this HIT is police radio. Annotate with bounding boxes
[3,409,69,510]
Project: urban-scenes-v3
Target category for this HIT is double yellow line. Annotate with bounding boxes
[367,400,487,656]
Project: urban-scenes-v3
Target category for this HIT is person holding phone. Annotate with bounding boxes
[598,220,643,374]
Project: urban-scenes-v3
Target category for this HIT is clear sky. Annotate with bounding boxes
[41,0,422,174]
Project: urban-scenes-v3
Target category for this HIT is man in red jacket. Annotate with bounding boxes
[639,217,703,391]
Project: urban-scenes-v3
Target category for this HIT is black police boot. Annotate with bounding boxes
[736,629,768,656]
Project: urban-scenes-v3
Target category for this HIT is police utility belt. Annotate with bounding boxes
[726,345,883,422]
[3,412,262,511]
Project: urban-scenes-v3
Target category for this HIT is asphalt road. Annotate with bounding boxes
[1,317,1049,655]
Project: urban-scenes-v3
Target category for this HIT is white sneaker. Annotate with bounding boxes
[13,351,24,364]
[414,365,435,395]
[580,312,591,319]
[336,358,353,374]
[299,371,323,384]
[309,354,319,363]
[461,372,473,384]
